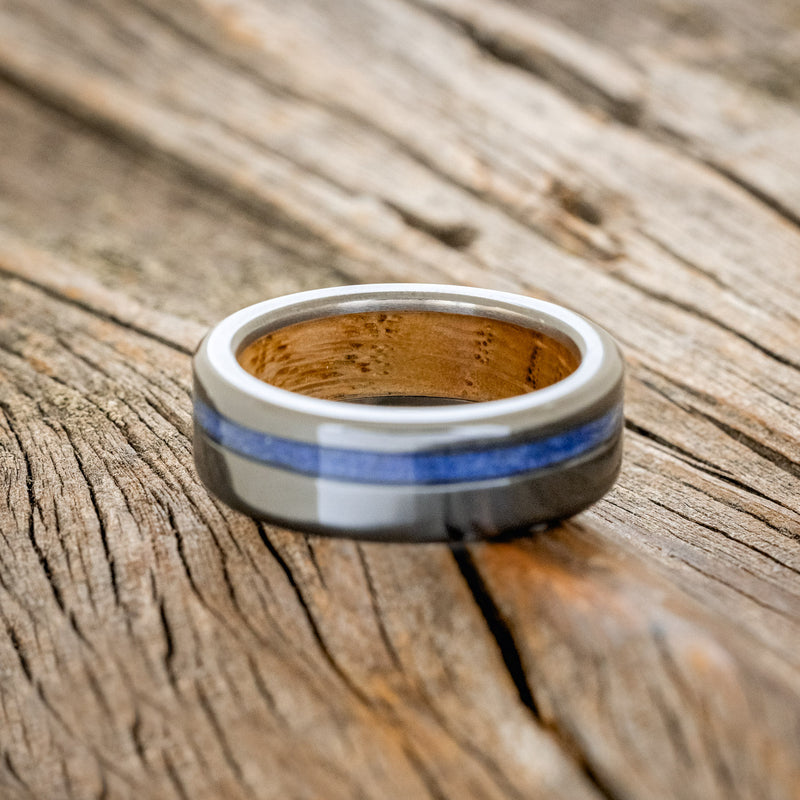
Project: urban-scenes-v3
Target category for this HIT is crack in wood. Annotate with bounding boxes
[400,743,453,800]
[624,418,729,475]
[412,675,536,800]
[647,370,800,479]
[407,0,643,126]
[162,752,191,800]
[674,476,799,540]
[624,418,796,518]
[0,401,70,619]
[642,679,694,768]
[700,157,800,231]
[59,425,121,609]
[613,268,800,372]
[25,673,143,793]
[81,659,116,723]
[451,547,538,713]
[194,682,256,797]
[355,544,403,671]
[639,231,733,293]
[157,599,177,689]
[630,376,800,515]
[649,497,800,577]
[0,264,193,357]
[166,507,211,616]
[700,413,800,483]
[129,710,150,770]
[2,751,36,798]
[451,546,619,800]
[5,625,34,684]
[255,525,373,709]
[649,626,737,792]
[676,555,799,621]
[383,200,479,250]
[244,654,283,722]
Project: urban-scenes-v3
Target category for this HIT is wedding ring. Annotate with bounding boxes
[192,284,624,541]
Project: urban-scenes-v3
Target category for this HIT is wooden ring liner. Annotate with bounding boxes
[237,310,581,405]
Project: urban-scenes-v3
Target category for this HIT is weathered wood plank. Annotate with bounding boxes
[502,0,800,106]
[0,2,797,649]
[0,0,798,796]
[1,246,798,799]
[3,0,797,369]
[0,83,355,328]
[417,0,800,223]
[467,521,800,800]
[0,271,605,799]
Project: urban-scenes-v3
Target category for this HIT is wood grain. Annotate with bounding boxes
[0,0,798,797]
[0,263,603,800]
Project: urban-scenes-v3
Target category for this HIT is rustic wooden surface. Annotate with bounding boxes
[0,1,798,798]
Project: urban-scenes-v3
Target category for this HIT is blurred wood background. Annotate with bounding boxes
[0,0,799,798]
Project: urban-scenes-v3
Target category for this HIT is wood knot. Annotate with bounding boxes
[550,179,605,225]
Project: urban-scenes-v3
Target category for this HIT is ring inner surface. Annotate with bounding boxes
[237,311,581,405]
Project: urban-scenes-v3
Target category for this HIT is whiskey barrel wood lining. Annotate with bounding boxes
[237,310,581,401]
[0,1,797,798]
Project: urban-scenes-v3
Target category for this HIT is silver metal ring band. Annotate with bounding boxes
[192,284,624,541]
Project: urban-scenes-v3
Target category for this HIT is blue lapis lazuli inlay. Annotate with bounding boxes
[195,399,622,485]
